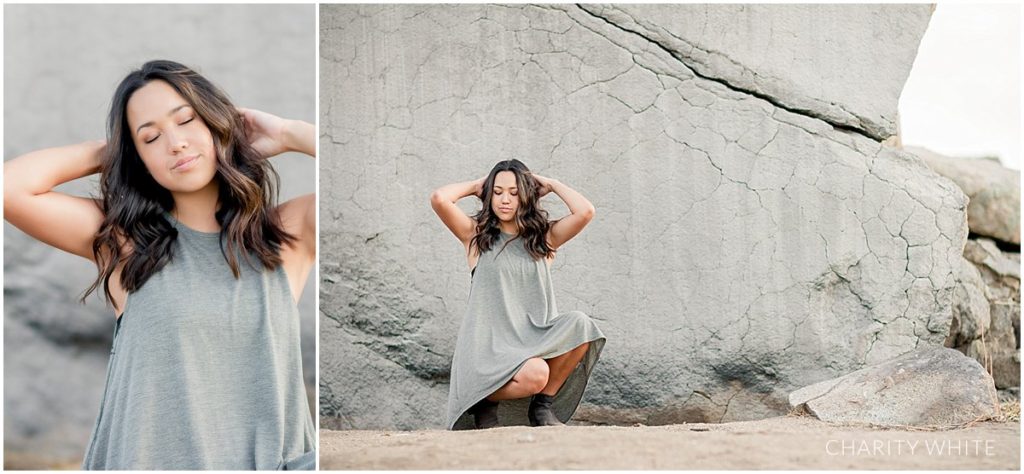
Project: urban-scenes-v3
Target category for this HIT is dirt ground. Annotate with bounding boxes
[320,415,1020,470]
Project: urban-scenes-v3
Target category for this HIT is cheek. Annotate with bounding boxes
[194,127,220,173]
[204,140,221,166]
[192,125,215,153]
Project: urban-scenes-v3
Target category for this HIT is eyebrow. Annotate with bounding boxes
[135,104,192,134]
[493,185,518,190]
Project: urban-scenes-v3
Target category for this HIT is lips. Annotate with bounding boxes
[498,207,513,213]
[171,154,200,171]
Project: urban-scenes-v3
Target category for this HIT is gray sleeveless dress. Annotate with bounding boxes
[82,216,316,470]
[447,232,606,429]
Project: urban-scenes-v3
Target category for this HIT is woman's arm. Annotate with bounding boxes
[280,119,316,157]
[239,107,315,158]
[430,178,483,245]
[3,140,107,260]
[242,108,316,258]
[533,175,595,250]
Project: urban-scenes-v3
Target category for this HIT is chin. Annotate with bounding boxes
[159,171,218,194]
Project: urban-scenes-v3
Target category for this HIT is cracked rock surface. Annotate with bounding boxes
[910,146,1021,245]
[320,4,964,428]
[3,5,316,467]
[578,4,933,141]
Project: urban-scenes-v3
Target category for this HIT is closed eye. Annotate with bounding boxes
[142,116,194,144]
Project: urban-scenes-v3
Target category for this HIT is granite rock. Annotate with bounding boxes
[789,347,999,426]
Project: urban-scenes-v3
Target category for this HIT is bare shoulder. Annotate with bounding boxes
[274,194,315,235]
[272,194,316,266]
[271,195,315,300]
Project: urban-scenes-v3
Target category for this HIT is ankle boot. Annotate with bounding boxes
[528,393,564,427]
[469,398,499,429]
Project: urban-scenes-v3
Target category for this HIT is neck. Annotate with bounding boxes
[170,179,221,232]
[499,221,518,235]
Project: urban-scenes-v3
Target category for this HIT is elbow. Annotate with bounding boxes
[429,189,446,209]
[2,192,11,220]
[581,203,596,223]
[3,163,20,217]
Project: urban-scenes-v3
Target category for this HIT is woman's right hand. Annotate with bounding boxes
[3,140,108,261]
[473,176,487,199]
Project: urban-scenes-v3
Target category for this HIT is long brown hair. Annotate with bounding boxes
[469,159,553,260]
[84,60,294,306]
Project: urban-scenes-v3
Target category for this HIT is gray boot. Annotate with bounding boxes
[528,394,563,427]
[470,398,499,429]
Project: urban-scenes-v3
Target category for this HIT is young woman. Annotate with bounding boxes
[431,159,606,430]
[3,60,316,469]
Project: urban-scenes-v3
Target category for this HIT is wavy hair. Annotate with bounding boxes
[84,60,294,307]
[469,159,553,260]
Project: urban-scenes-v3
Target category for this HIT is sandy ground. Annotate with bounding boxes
[320,415,1020,470]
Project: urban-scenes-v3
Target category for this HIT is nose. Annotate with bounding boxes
[500,192,511,204]
[165,129,188,154]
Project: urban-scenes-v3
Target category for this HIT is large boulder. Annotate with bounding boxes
[964,238,1020,299]
[982,300,1020,388]
[320,4,962,428]
[789,347,1000,426]
[3,231,113,465]
[946,238,1021,389]
[910,146,1021,245]
[3,4,316,467]
[944,257,992,348]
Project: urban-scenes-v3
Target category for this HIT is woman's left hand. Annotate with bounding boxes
[535,175,595,250]
[532,173,556,197]
[238,107,291,158]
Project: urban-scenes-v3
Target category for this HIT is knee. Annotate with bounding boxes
[521,358,549,394]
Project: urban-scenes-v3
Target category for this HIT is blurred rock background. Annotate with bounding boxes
[908,146,1020,397]
[3,4,316,469]
[319,4,1018,430]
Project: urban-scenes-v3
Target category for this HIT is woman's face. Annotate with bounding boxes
[126,79,218,194]
[490,170,520,222]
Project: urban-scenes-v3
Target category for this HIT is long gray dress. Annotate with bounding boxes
[446,231,606,430]
[82,215,316,470]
